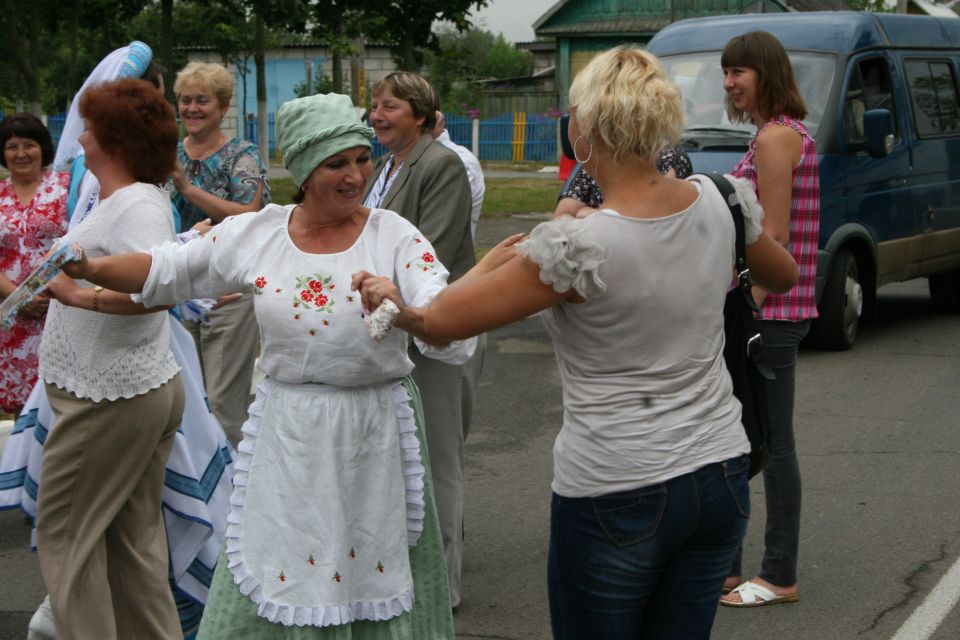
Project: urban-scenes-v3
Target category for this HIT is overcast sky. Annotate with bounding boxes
[469,0,558,43]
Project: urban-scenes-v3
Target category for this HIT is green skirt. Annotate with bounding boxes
[196,378,454,640]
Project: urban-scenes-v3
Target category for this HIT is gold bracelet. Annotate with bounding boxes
[92,286,104,312]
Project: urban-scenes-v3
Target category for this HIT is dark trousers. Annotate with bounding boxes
[730,319,809,586]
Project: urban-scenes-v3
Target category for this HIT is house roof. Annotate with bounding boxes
[533,0,855,38]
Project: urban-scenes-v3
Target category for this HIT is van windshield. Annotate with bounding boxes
[658,51,836,140]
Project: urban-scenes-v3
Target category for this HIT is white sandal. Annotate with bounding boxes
[720,580,800,608]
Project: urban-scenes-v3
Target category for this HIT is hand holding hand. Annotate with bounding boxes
[350,271,405,313]
[192,218,214,236]
[477,232,526,273]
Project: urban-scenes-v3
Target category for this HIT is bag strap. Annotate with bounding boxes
[702,173,759,314]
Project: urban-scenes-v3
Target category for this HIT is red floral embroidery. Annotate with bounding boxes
[292,273,336,315]
[278,570,286,582]
[255,276,267,288]
[308,554,315,566]
[421,252,435,263]
[333,572,342,583]
[376,561,385,573]
[349,547,357,559]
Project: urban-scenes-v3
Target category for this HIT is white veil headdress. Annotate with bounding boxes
[53,41,153,170]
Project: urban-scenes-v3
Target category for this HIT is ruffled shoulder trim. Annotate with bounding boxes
[515,216,606,300]
[694,174,765,246]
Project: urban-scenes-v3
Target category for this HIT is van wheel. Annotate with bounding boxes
[929,270,960,312]
[815,249,862,350]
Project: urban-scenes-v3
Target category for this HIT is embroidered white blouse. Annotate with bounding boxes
[139,205,475,384]
[137,205,475,627]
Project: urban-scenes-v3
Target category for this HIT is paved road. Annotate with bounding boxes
[2,263,959,639]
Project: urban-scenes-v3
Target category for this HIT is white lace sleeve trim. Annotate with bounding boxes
[224,380,423,627]
[723,174,765,245]
[515,216,606,299]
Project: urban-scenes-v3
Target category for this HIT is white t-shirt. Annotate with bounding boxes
[40,183,179,401]
[140,205,475,386]
[436,130,484,240]
[520,176,763,498]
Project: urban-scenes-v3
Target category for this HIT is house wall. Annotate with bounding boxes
[185,46,397,138]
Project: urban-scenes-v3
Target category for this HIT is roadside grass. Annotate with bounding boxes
[270,176,560,217]
[481,177,558,218]
[271,178,299,205]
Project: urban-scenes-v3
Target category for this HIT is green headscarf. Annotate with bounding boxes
[276,93,374,187]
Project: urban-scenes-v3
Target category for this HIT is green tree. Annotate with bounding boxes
[424,26,532,115]
[366,0,489,70]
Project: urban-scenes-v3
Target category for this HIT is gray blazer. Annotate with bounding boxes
[366,134,475,281]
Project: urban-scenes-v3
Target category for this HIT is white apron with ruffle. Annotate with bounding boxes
[225,377,424,627]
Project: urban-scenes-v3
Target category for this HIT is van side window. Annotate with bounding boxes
[904,60,960,136]
[844,58,898,144]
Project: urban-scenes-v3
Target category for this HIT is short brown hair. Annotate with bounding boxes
[0,113,54,168]
[371,72,438,133]
[79,78,178,184]
[721,31,807,123]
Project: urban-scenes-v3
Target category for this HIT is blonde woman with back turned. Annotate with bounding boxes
[354,46,799,638]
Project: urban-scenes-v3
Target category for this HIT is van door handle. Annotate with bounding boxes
[888,177,906,188]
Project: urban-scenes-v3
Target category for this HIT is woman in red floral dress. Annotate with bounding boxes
[0,113,69,414]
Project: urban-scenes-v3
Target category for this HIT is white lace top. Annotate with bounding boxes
[138,205,475,385]
[39,183,179,402]
[518,175,764,497]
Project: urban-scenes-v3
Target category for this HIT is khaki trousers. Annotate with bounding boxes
[411,334,485,608]
[37,376,185,640]
[185,293,259,444]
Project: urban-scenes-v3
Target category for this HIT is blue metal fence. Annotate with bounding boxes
[13,109,558,166]
[242,111,559,163]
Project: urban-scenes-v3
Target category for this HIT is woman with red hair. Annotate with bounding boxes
[35,78,185,637]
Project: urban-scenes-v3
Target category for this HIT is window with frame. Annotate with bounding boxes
[904,59,960,136]
[843,57,898,145]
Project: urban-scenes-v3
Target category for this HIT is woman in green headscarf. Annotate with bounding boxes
[57,92,476,639]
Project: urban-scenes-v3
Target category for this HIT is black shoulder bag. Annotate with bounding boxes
[704,173,775,478]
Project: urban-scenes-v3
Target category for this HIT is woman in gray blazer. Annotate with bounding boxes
[363,71,481,610]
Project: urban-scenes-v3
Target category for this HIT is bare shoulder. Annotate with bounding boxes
[756,123,803,164]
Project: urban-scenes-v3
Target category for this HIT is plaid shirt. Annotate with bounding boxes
[733,115,820,321]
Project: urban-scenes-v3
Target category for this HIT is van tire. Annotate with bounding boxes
[929,270,960,312]
[815,249,862,350]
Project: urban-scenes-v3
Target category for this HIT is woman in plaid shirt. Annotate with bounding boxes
[719,31,820,609]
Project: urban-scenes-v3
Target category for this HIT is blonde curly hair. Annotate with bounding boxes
[568,46,684,164]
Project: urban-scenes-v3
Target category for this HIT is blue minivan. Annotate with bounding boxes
[643,12,960,349]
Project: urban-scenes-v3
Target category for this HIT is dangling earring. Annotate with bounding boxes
[573,134,593,165]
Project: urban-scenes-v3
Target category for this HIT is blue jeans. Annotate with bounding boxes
[548,455,751,640]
